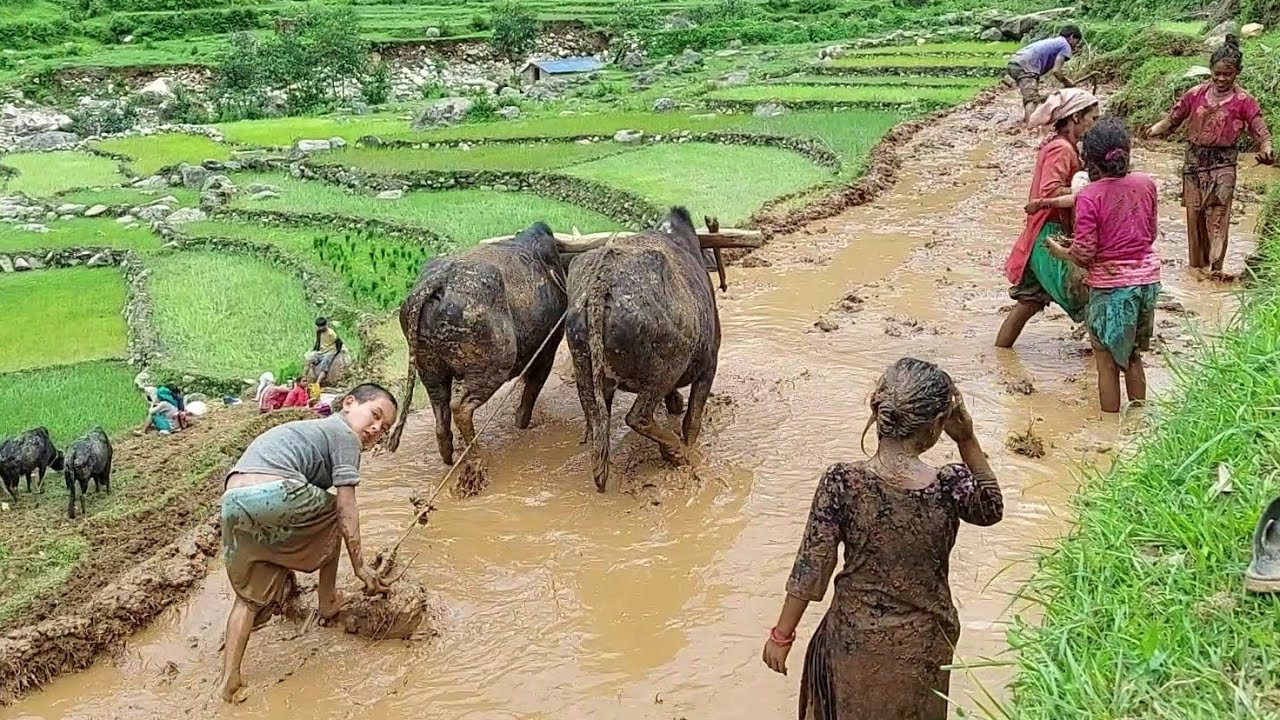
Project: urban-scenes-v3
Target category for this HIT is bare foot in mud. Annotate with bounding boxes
[220,675,247,704]
[319,591,350,623]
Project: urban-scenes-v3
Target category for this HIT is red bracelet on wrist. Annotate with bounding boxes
[769,626,796,646]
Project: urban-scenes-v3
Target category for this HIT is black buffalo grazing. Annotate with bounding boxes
[385,221,567,463]
[565,206,721,492]
[0,427,63,501]
[63,426,113,519]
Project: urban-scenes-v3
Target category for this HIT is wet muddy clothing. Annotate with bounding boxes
[1087,283,1159,368]
[1069,173,1161,289]
[1006,135,1080,286]
[1166,83,1272,271]
[222,478,340,612]
[1006,61,1041,106]
[228,413,362,491]
[786,461,1003,720]
[1010,222,1089,321]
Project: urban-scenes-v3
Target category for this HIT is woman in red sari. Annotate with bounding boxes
[996,88,1099,349]
[1148,34,1273,280]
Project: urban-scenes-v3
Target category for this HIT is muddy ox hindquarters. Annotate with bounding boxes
[566,207,721,492]
[386,222,567,463]
[0,426,63,501]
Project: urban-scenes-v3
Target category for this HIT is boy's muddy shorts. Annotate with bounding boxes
[1006,61,1040,106]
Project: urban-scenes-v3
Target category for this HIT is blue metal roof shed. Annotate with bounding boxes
[520,56,604,83]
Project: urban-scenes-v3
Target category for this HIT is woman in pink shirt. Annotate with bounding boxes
[1147,34,1273,279]
[1046,117,1160,413]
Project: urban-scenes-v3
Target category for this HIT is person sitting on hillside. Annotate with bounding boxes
[259,377,313,413]
[1005,25,1084,123]
[308,317,345,387]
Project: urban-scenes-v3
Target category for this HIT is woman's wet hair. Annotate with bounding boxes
[1211,33,1243,72]
[1082,115,1132,178]
[342,382,398,409]
[861,358,957,453]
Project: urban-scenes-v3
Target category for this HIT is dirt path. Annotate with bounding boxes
[1,91,1265,719]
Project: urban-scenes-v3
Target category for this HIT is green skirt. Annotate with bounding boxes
[1010,222,1089,323]
[1087,283,1161,368]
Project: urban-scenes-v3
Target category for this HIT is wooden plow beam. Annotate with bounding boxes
[477,223,765,291]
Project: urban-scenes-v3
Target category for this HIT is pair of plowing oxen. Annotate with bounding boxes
[384,207,722,492]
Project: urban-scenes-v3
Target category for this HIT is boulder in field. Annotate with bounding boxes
[411,97,474,129]
[1242,23,1266,39]
[85,204,109,217]
[165,208,207,224]
[377,189,404,200]
[613,129,643,143]
[179,163,210,189]
[294,139,333,153]
[16,131,79,151]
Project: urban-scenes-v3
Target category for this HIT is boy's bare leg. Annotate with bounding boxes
[1124,352,1147,406]
[220,598,254,703]
[318,552,343,621]
[1093,341,1123,413]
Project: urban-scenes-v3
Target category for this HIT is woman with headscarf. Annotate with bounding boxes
[1147,34,1273,280]
[761,358,1003,720]
[996,88,1100,349]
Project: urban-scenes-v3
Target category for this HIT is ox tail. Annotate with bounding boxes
[383,280,440,453]
[582,254,615,492]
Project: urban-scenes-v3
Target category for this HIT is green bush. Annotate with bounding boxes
[362,60,392,106]
[464,94,501,122]
[0,17,78,50]
[489,0,539,62]
[470,14,491,31]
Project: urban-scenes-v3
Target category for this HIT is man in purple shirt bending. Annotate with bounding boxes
[1006,25,1084,122]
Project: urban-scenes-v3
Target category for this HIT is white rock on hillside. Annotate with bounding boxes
[614,129,643,143]
[139,77,175,101]
[84,205,109,217]
[295,139,333,153]
[165,208,207,224]
[377,189,405,200]
[1242,23,1266,39]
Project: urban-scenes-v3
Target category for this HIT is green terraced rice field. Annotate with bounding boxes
[93,134,232,176]
[776,74,995,88]
[707,84,980,107]
[0,360,142,447]
[216,113,412,147]
[828,54,1006,69]
[400,111,745,143]
[147,250,323,379]
[0,152,125,197]
[0,218,161,253]
[228,172,625,240]
[566,143,833,225]
[847,40,1017,56]
[182,219,433,312]
[0,267,128,372]
[56,186,201,208]
[739,110,903,177]
[315,142,639,173]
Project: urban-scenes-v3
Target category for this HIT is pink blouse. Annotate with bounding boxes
[1169,83,1271,148]
[1068,173,1161,288]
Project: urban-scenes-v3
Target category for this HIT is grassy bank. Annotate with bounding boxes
[0,267,127,372]
[1009,189,1280,717]
[0,360,141,445]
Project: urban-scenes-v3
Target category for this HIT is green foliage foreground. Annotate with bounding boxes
[1009,190,1280,718]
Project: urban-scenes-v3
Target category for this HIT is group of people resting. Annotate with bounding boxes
[209,31,1274,717]
[997,33,1270,413]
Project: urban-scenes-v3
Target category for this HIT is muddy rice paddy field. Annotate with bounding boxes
[0,34,1271,719]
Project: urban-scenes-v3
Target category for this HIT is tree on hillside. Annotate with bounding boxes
[490,0,540,63]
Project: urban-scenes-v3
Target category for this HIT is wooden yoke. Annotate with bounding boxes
[476,222,765,290]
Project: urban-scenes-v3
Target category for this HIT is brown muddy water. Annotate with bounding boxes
[4,93,1272,720]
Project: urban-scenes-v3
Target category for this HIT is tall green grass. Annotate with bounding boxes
[0,267,127,372]
[147,250,322,378]
[395,111,745,143]
[0,360,142,445]
[227,172,624,240]
[93,133,232,176]
[0,218,161,253]
[566,142,832,224]
[1010,188,1280,718]
[216,112,410,147]
[0,152,124,197]
[741,109,903,178]
[778,74,995,88]
[315,142,638,173]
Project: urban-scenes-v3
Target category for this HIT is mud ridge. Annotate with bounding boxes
[746,86,1004,242]
[0,409,309,705]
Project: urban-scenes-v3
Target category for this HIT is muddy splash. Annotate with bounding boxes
[2,92,1269,719]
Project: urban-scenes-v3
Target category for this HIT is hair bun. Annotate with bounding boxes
[1225,32,1240,48]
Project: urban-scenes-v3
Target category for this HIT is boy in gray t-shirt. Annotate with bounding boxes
[218,383,398,704]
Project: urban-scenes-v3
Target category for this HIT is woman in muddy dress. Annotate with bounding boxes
[218,383,397,703]
[996,88,1099,349]
[1147,34,1273,280]
[761,358,1003,720]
